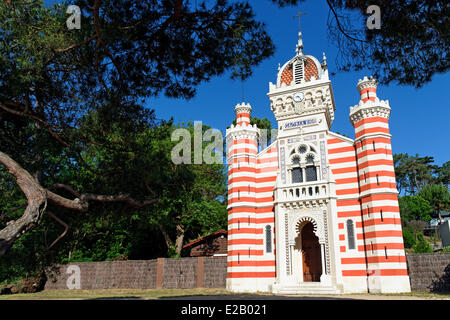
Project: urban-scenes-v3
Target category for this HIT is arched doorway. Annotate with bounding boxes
[301,222,322,282]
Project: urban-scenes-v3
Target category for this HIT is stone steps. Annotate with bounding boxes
[274,283,341,295]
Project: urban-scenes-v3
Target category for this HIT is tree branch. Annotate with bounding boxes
[0,151,159,256]
[0,101,71,148]
[326,0,367,43]
[45,34,98,66]
[46,210,69,250]
[93,0,124,89]
[50,183,81,198]
[0,101,117,176]
[0,151,47,257]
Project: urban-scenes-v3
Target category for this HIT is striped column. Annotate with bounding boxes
[235,102,251,126]
[226,103,261,290]
[357,76,377,103]
[349,76,410,293]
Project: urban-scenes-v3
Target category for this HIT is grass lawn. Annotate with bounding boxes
[0,288,235,300]
[0,288,449,300]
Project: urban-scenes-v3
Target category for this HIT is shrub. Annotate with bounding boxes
[412,233,433,253]
[403,227,416,248]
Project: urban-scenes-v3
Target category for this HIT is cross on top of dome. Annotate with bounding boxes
[293,10,307,56]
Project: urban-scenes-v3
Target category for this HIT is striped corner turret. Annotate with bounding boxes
[349,76,410,293]
[226,103,261,289]
[235,102,252,126]
[357,76,378,103]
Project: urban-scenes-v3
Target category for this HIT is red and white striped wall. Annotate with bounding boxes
[349,77,410,293]
[353,121,409,283]
[234,102,252,126]
[356,76,378,103]
[327,133,368,292]
[226,104,278,292]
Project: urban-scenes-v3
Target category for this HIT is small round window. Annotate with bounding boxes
[299,145,307,154]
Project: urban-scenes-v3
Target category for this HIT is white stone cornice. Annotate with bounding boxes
[226,123,259,142]
[234,102,252,115]
[279,199,329,209]
[357,76,378,92]
[268,82,334,126]
[349,100,391,125]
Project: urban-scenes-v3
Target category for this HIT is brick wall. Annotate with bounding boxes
[45,254,450,292]
[406,253,450,292]
[203,257,227,288]
[162,257,198,289]
[44,257,227,290]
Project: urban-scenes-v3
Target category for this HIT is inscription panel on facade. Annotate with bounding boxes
[280,147,286,184]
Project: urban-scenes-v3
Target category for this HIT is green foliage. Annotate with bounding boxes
[327,0,448,87]
[393,153,438,195]
[434,161,450,188]
[402,227,416,249]
[167,245,181,259]
[441,246,450,253]
[0,228,49,283]
[150,122,228,256]
[418,183,450,223]
[0,1,252,266]
[0,118,228,281]
[274,0,449,87]
[412,233,433,254]
[399,195,432,224]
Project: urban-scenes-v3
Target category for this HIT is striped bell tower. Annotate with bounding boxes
[226,102,261,291]
[349,76,411,293]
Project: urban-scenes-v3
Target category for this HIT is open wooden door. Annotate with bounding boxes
[301,222,322,282]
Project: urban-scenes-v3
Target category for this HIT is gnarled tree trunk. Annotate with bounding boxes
[0,151,47,256]
[0,150,159,257]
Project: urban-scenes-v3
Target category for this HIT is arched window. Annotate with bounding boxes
[290,145,319,183]
[305,166,317,182]
[303,154,317,182]
[292,167,303,183]
[346,220,355,250]
[291,156,302,183]
[265,225,272,253]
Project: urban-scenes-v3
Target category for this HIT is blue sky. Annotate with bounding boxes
[45,0,449,165]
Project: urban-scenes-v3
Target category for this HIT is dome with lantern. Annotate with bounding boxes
[276,31,329,88]
[267,27,336,129]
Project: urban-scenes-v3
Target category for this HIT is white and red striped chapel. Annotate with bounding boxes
[225,30,411,294]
